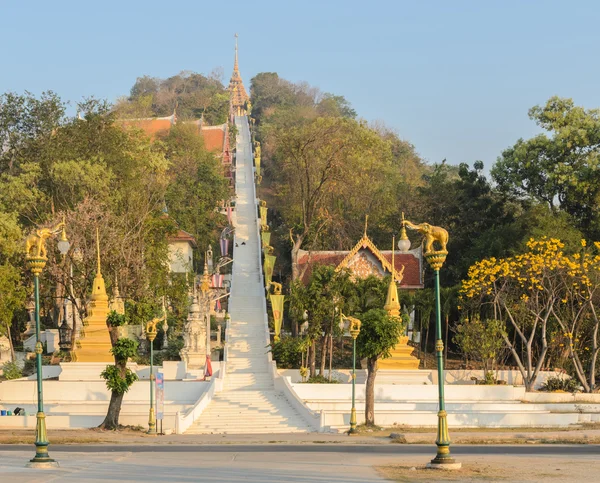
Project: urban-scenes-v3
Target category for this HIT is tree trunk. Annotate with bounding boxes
[319,334,328,375]
[365,357,378,426]
[99,326,124,430]
[100,391,125,430]
[291,235,304,281]
[309,340,316,378]
[6,320,15,361]
[328,334,333,382]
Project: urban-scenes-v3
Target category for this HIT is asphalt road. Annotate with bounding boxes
[1,443,599,455]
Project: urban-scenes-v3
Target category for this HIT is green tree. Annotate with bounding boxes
[272,116,392,279]
[100,311,139,430]
[161,123,229,259]
[493,97,600,238]
[454,316,506,374]
[290,265,353,378]
[356,309,404,426]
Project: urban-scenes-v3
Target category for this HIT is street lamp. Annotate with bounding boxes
[145,318,158,436]
[402,217,460,469]
[397,214,411,253]
[300,310,309,335]
[341,314,361,435]
[24,219,69,467]
[58,320,72,351]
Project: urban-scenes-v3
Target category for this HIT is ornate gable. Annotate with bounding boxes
[336,234,404,283]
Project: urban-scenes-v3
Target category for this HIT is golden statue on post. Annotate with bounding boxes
[25,220,67,263]
[402,220,448,254]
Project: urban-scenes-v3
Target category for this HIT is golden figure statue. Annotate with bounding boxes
[145,317,162,342]
[269,281,282,295]
[25,221,66,259]
[402,220,448,254]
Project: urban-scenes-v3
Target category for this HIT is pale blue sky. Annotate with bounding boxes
[1,1,598,169]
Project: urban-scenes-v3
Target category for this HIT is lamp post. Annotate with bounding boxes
[24,219,69,467]
[342,315,361,435]
[402,218,460,469]
[145,319,158,436]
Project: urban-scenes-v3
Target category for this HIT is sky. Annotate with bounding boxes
[1,0,599,170]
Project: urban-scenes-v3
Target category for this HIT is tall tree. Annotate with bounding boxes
[493,97,600,238]
[272,116,392,279]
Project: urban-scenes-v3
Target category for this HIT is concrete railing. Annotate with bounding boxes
[175,372,222,434]
[272,369,326,432]
[245,116,273,369]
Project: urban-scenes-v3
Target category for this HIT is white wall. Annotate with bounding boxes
[168,241,193,273]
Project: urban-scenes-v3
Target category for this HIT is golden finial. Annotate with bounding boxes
[234,33,239,71]
[364,215,369,238]
[200,257,210,293]
[96,227,101,275]
[384,234,401,317]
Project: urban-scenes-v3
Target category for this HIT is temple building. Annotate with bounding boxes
[228,34,250,118]
[297,220,425,375]
[296,224,423,289]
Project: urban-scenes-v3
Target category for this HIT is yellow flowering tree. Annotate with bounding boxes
[460,238,600,392]
[548,240,600,392]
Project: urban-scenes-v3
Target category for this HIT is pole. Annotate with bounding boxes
[349,336,357,435]
[147,336,157,435]
[431,267,453,465]
[31,273,55,464]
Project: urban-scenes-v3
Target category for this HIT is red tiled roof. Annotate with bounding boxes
[200,125,226,153]
[119,117,174,139]
[169,229,197,247]
[297,249,422,288]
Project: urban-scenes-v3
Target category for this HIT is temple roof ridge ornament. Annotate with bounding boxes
[336,215,404,283]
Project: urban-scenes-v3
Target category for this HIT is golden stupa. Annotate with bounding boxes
[379,234,420,370]
[71,229,113,362]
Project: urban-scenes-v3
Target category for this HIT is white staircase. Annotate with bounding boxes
[185,115,313,434]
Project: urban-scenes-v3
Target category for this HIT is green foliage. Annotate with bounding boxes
[23,359,35,376]
[493,96,600,239]
[106,311,127,328]
[110,338,138,362]
[454,317,506,372]
[540,376,580,393]
[350,276,388,314]
[117,71,228,122]
[125,300,158,327]
[161,123,229,260]
[101,365,138,395]
[356,309,405,361]
[270,337,306,369]
[306,375,339,384]
[1,361,22,380]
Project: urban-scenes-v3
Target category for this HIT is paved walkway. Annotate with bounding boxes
[2,446,600,483]
[186,116,312,434]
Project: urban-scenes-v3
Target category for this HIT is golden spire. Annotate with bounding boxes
[91,227,108,303]
[384,235,400,318]
[234,33,239,72]
[200,254,210,293]
[96,227,101,275]
[363,215,369,238]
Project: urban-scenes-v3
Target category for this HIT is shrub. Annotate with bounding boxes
[1,361,22,380]
[269,337,305,369]
[23,359,36,376]
[306,375,339,384]
[539,375,580,393]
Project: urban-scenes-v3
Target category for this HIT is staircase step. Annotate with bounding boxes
[184,115,312,435]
